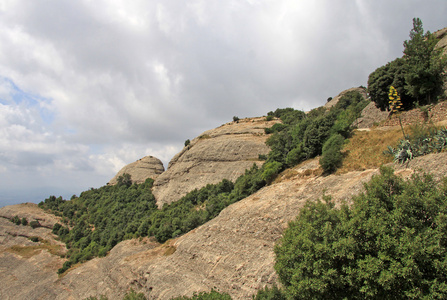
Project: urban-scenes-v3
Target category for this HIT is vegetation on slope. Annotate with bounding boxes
[39,88,367,274]
[35,16,447,299]
[385,125,447,164]
[264,89,368,174]
[269,167,447,299]
[367,18,446,111]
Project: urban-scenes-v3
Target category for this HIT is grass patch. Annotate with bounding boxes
[338,128,403,173]
[7,239,65,258]
[163,245,176,256]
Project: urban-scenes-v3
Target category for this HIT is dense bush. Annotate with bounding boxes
[274,167,447,299]
[319,134,344,174]
[367,58,410,111]
[265,90,367,172]
[11,215,21,225]
[29,220,41,229]
[368,18,446,111]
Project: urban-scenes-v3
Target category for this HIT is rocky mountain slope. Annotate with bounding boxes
[1,26,447,300]
[1,99,447,299]
[108,156,165,185]
[3,150,447,299]
[152,117,279,207]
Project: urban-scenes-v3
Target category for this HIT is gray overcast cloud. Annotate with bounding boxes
[1,0,446,206]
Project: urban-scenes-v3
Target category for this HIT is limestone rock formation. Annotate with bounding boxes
[108,156,165,185]
[354,101,389,129]
[3,153,447,300]
[152,117,280,207]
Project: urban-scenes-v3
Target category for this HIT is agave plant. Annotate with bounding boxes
[385,127,447,164]
[385,139,413,164]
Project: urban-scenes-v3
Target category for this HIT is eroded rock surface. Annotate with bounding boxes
[152,117,279,207]
[2,153,447,299]
[108,156,165,185]
[0,203,66,300]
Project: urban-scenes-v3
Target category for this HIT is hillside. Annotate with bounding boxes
[152,117,280,207]
[1,24,447,300]
[2,99,447,299]
[2,150,447,299]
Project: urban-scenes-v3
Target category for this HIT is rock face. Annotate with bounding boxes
[152,117,280,207]
[434,27,447,97]
[0,203,67,299]
[108,156,165,185]
[3,153,447,300]
[434,26,447,55]
[354,101,390,129]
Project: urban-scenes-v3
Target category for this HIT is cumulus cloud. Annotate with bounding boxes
[0,0,446,206]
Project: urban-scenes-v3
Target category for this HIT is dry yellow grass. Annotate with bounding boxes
[338,128,404,173]
[6,240,65,258]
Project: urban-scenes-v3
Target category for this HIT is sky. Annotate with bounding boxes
[1,0,446,207]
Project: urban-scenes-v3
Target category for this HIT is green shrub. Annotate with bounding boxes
[123,289,146,300]
[321,133,344,154]
[11,215,21,225]
[367,18,446,110]
[252,285,285,299]
[261,161,282,184]
[171,290,231,300]
[319,147,343,174]
[319,134,344,174]
[275,167,447,299]
[52,223,62,234]
[29,220,41,229]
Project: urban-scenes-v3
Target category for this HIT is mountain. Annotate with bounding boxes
[2,99,447,299]
[152,117,279,207]
[108,156,165,185]
[1,26,447,300]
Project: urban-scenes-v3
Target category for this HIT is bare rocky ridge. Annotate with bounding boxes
[108,156,165,185]
[152,117,280,207]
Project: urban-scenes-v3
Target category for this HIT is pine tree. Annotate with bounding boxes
[403,18,446,104]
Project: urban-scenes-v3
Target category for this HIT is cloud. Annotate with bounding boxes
[0,0,446,206]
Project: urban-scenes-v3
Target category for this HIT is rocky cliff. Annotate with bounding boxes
[108,156,165,185]
[152,117,279,207]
